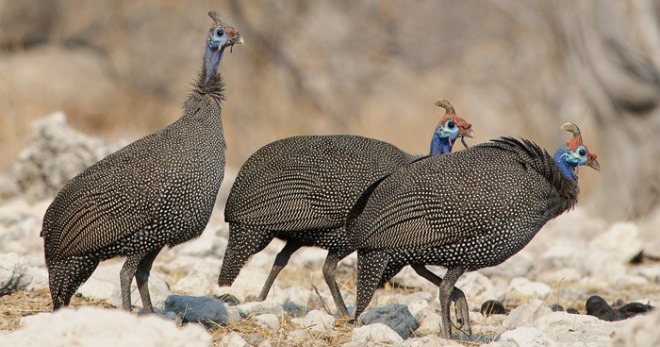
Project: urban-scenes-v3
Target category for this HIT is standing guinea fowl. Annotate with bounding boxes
[219,100,474,317]
[347,123,599,338]
[41,11,243,312]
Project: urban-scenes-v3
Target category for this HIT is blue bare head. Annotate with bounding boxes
[430,99,475,155]
[204,11,243,83]
[553,123,600,180]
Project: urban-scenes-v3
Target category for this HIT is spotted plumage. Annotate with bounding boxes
[347,123,599,338]
[41,11,242,312]
[219,101,473,317]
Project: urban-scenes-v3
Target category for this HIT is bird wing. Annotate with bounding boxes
[43,134,167,260]
[225,136,412,232]
[352,146,530,250]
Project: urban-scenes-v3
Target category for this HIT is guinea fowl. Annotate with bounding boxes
[219,100,474,317]
[41,11,242,312]
[347,123,599,338]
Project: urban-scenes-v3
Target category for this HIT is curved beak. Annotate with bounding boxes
[229,31,244,46]
[586,153,600,171]
[460,127,475,139]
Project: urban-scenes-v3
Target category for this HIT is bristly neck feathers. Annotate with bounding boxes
[430,127,455,155]
[553,145,578,181]
[195,44,226,100]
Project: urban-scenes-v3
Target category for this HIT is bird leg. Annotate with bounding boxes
[439,266,466,339]
[120,254,143,311]
[258,241,304,301]
[322,250,350,317]
[410,264,471,335]
[135,248,163,313]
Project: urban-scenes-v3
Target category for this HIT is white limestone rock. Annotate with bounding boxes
[12,112,121,201]
[0,253,32,295]
[532,311,627,346]
[237,300,284,316]
[401,334,464,346]
[254,313,281,331]
[351,323,404,344]
[171,257,223,296]
[218,332,250,347]
[303,309,336,332]
[507,277,551,300]
[612,309,660,347]
[456,271,501,303]
[497,326,557,347]
[3,306,211,346]
[286,329,312,344]
[503,300,552,330]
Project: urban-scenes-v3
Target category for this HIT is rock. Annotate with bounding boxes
[532,311,628,345]
[164,295,241,327]
[588,222,643,264]
[258,341,273,347]
[0,202,43,255]
[3,306,211,346]
[237,300,284,316]
[507,277,551,300]
[219,332,250,347]
[360,304,419,339]
[12,112,120,201]
[414,309,442,335]
[77,263,170,309]
[541,243,578,269]
[0,253,32,295]
[456,271,500,303]
[503,300,552,329]
[254,313,280,331]
[303,309,336,332]
[407,299,431,318]
[286,329,312,344]
[612,308,660,347]
[636,265,660,283]
[169,256,222,296]
[401,334,464,346]
[497,326,556,346]
[0,174,19,201]
[25,266,49,291]
[351,323,404,344]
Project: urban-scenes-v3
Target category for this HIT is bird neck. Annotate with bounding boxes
[429,131,454,155]
[204,45,225,83]
[553,145,578,181]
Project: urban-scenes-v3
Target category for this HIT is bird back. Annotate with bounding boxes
[225,135,417,231]
[349,137,579,258]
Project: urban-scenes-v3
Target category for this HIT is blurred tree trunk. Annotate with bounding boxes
[554,0,660,220]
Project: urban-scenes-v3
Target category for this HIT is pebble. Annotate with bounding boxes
[253,313,280,330]
[164,295,241,327]
[359,303,419,338]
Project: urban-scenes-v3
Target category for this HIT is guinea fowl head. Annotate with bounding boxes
[204,11,243,83]
[430,99,475,155]
[555,122,600,180]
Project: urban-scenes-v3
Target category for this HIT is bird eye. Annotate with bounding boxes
[446,120,455,129]
[215,29,225,37]
[579,149,586,156]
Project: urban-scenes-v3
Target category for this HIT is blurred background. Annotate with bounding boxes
[1,0,659,222]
